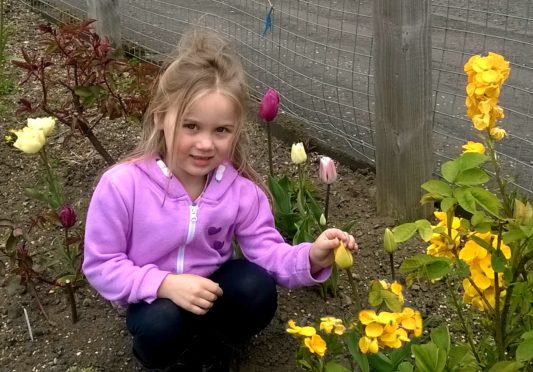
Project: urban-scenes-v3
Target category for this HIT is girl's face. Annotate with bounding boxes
[160,90,237,187]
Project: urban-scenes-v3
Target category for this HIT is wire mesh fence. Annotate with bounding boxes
[20,0,533,196]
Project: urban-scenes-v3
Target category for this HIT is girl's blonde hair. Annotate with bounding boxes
[125,29,264,189]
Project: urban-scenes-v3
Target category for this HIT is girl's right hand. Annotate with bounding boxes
[157,273,223,315]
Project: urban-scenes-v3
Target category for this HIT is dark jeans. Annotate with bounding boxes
[126,259,278,369]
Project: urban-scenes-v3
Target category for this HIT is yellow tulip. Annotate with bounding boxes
[290,142,307,164]
[13,127,46,154]
[27,117,56,137]
[334,241,353,269]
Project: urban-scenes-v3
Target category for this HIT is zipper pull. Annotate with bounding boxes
[190,205,198,222]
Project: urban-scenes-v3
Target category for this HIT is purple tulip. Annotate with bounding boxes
[259,87,280,122]
[58,204,77,229]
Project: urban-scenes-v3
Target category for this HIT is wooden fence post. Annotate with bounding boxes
[373,0,433,221]
[87,0,122,52]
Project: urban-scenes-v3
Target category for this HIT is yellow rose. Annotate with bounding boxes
[290,142,307,164]
[27,117,56,137]
[13,127,46,154]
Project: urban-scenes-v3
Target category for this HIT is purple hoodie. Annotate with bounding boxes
[83,157,330,305]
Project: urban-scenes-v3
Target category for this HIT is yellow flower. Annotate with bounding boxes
[359,310,378,325]
[290,142,307,164]
[304,334,327,357]
[27,117,56,137]
[358,336,379,354]
[12,126,46,154]
[490,127,507,140]
[462,141,486,154]
[286,320,316,337]
[390,282,404,304]
[334,241,353,269]
[319,317,345,335]
[365,322,384,338]
[459,238,488,264]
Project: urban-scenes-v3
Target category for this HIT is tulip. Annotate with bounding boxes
[259,87,280,122]
[318,157,337,184]
[514,199,533,226]
[334,241,353,269]
[319,213,326,226]
[383,228,397,253]
[13,126,46,154]
[291,142,307,164]
[27,117,56,137]
[58,204,77,229]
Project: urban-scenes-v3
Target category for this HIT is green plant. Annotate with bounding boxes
[12,19,157,165]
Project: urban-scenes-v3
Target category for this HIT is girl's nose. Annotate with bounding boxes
[196,134,214,150]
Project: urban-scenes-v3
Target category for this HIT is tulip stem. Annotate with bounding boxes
[389,252,395,281]
[267,123,273,176]
[324,184,331,221]
[345,267,361,312]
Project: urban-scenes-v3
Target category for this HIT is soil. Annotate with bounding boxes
[0,3,437,371]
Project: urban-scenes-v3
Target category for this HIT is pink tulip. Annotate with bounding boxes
[259,87,280,122]
[319,157,337,184]
[58,204,77,229]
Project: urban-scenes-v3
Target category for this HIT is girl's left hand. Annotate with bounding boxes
[309,228,358,273]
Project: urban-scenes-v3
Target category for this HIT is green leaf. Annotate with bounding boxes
[367,352,394,372]
[415,219,433,242]
[440,197,457,213]
[74,86,92,98]
[267,175,291,214]
[390,342,413,369]
[491,248,507,273]
[470,187,503,217]
[487,361,523,372]
[397,362,414,372]
[521,330,533,340]
[455,168,490,186]
[382,290,403,313]
[345,332,369,372]
[442,160,460,183]
[399,254,452,281]
[412,343,446,372]
[458,152,488,170]
[430,326,450,354]
[392,223,418,243]
[324,362,350,372]
[447,344,479,372]
[454,188,477,214]
[516,337,533,362]
[469,235,492,252]
[421,180,452,197]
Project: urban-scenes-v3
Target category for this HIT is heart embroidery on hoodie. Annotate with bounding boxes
[208,226,222,235]
[213,241,224,250]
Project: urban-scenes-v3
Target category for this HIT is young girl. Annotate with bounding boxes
[83,30,357,371]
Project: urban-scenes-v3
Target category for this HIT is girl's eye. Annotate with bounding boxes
[183,123,197,130]
[216,127,230,133]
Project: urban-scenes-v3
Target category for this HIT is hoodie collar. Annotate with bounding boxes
[135,156,239,201]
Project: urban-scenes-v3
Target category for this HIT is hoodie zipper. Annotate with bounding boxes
[176,204,198,273]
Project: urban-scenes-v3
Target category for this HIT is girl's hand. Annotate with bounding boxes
[157,273,223,315]
[309,228,358,273]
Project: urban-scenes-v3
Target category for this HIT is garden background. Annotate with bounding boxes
[1,0,533,371]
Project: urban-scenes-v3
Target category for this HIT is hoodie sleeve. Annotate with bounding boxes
[82,168,169,305]
[234,183,331,288]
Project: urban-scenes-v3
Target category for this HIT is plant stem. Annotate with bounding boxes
[324,184,331,221]
[345,267,361,312]
[389,252,395,281]
[486,137,511,217]
[267,123,273,177]
[446,279,482,364]
[65,282,78,323]
[493,223,504,360]
[40,146,62,207]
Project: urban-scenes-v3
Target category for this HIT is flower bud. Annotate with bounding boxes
[58,204,77,229]
[383,228,397,253]
[334,241,353,269]
[13,127,46,154]
[259,87,280,122]
[514,199,533,226]
[319,214,326,226]
[318,156,337,184]
[291,142,307,164]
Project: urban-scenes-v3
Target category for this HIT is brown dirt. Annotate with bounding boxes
[0,3,439,371]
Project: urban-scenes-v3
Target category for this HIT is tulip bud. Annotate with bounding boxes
[383,228,397,253]
[291,142,307,164]
[514,199,533,226]
[319,214,327,226]
[58,204,77,229]
[334,241,353,269]
[318,156,337,184]
[259,87,280,122]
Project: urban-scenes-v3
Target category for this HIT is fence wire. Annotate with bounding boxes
[20,0,533,196]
